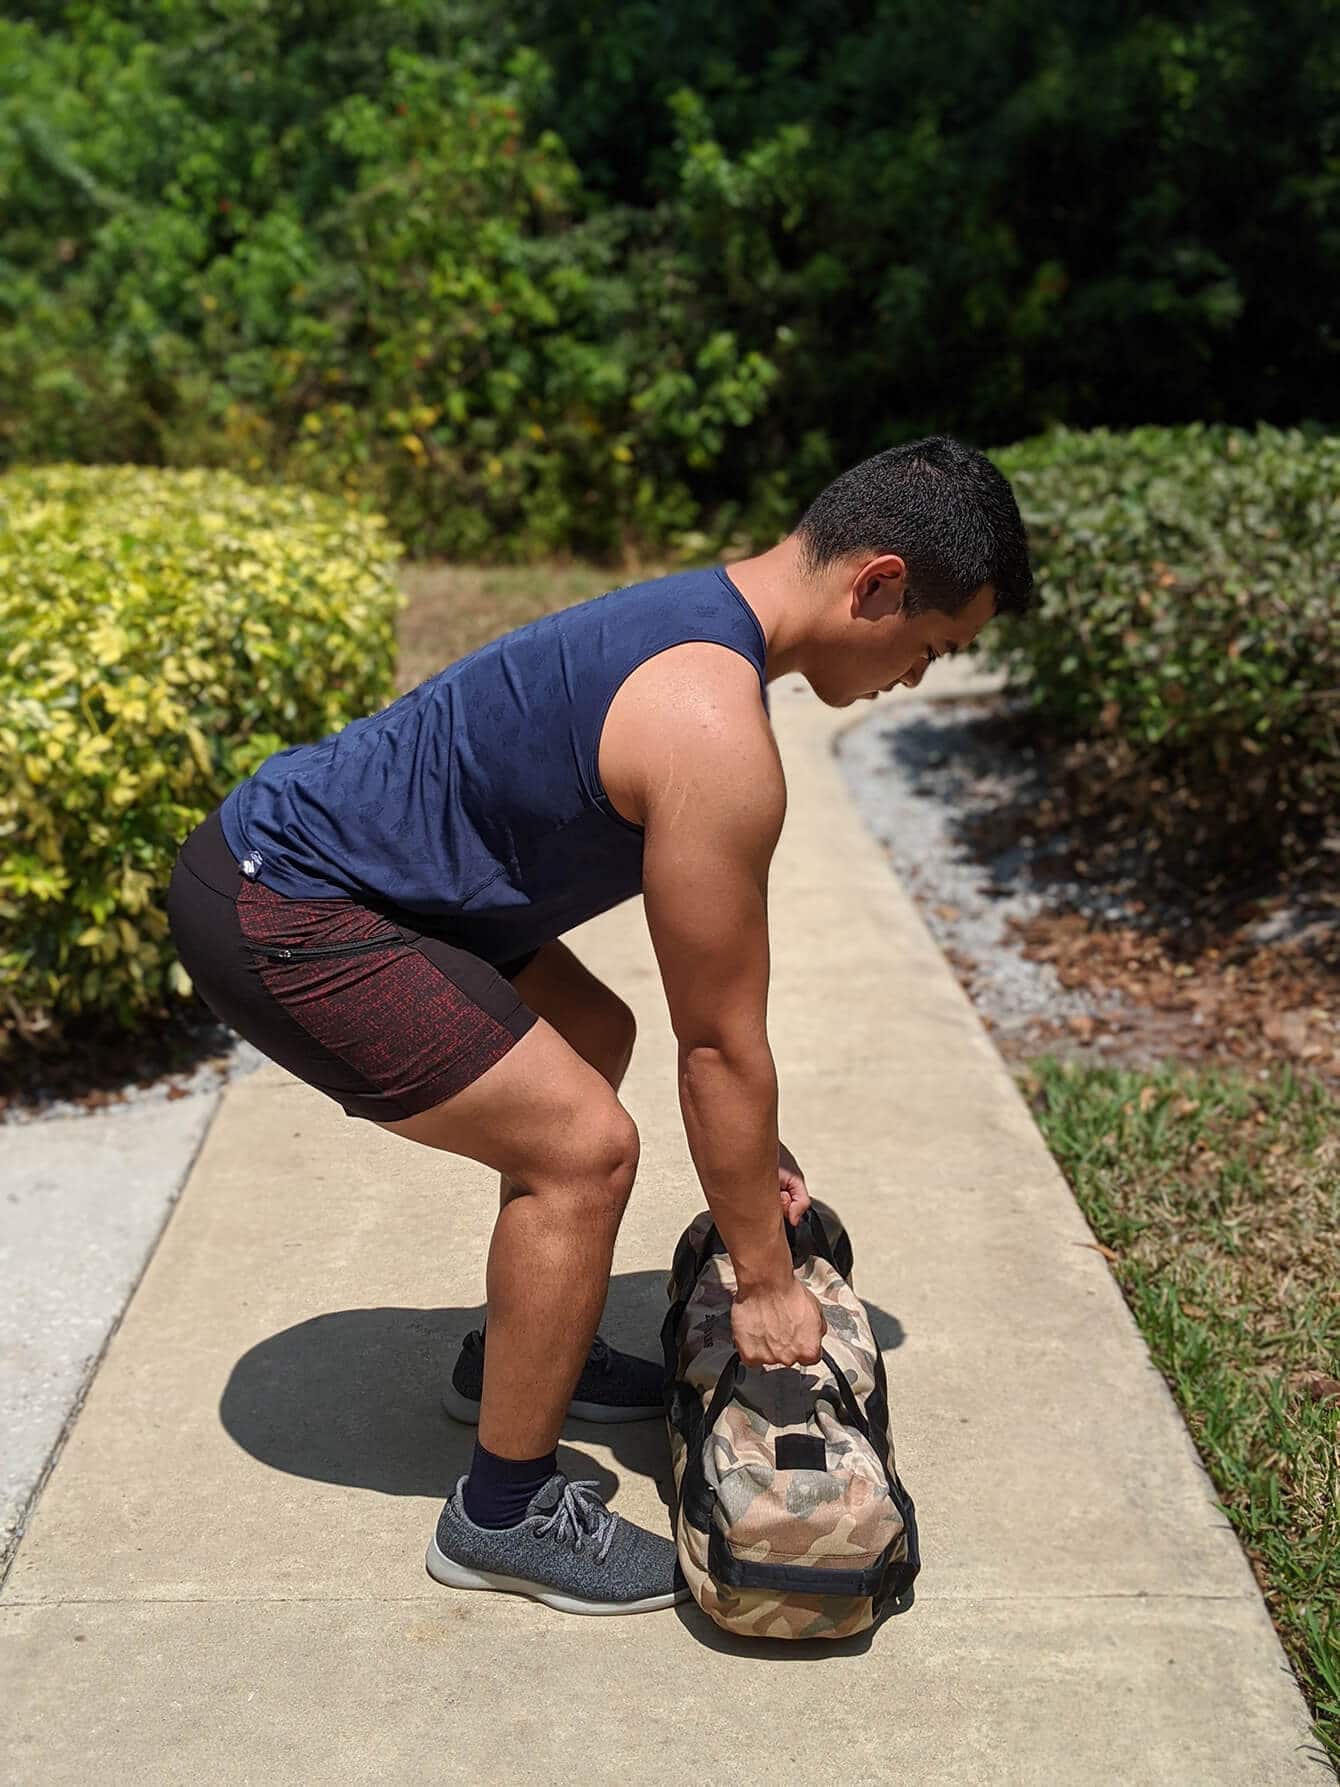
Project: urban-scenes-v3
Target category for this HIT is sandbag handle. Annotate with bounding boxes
[696,1349,744,1441]
[673,1349,742,1547]
[692,1207,842,1275]
[787,1207,841,1271]
[819,1346,874,1441]
[698,1347,868,1445]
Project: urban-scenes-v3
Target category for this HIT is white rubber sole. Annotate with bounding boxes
[440,1382,662,1426]
[425,1536,688,1616]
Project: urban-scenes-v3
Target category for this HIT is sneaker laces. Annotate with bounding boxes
[534,1480,618,1564]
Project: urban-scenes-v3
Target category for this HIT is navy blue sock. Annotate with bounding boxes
[462,1439,558,1529]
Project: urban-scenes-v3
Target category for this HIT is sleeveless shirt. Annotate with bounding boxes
[217,565,769,967]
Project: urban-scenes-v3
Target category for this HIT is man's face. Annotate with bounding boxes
[812,564,997,708]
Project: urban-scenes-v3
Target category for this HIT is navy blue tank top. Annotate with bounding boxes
[218,565,769,967]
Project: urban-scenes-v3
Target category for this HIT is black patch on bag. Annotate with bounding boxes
[775,1433,826,1472]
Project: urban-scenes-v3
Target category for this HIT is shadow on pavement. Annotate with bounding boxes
[219,1268,906,1517]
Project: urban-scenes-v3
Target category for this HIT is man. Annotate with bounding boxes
[166,434,1032,1617]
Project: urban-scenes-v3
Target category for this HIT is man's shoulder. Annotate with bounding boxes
[609,630,775,748]
[601,641,782,830]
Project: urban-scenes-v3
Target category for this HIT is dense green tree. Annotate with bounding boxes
[507,0,1339,440]
[1,1,1335,553]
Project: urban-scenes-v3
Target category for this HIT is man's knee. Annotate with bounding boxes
[589,1103,640,1214]
[553,1101,639,1226]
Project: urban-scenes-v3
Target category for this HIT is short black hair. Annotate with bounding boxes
[794,435,1033,616]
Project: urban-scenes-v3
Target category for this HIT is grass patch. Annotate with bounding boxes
[395,560,665,693]
[1025,1058,1340,1766]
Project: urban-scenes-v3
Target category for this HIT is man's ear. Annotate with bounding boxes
[852,552,909,615]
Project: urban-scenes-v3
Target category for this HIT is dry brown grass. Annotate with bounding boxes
[394,559,669,694]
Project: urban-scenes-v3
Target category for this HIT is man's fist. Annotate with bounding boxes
[731,1274,827,1368]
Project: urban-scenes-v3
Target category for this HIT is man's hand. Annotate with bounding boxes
[737,1142,822,1366]
[732,1273,827,1368]
[778,1140,811,1228]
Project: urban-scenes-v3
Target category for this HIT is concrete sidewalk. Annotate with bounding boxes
[0,680,1323,1785]
[0,1093,221,1566]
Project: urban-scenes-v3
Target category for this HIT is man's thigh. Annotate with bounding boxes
[376,1006,635,1178]
[509,941,636,1089]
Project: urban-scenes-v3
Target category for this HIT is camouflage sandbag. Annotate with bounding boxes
[662,1201,919,1640]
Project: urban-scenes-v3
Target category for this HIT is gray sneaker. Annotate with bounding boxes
[427,1473,688,1616]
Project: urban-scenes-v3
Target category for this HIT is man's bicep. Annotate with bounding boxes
[642,747,784,1056]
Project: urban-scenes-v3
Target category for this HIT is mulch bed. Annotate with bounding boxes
[0,999,235,1121]
[1002,909,1339,1084]
[948,715,1339,1086]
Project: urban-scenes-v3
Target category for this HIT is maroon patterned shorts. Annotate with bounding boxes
[166,808,539,1121]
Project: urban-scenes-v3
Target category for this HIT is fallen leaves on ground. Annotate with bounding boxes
[998,906,1338,1090]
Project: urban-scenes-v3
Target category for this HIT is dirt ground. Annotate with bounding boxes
[838,694,1339,1092]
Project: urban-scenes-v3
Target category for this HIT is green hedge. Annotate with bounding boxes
[991,426,1339,838]
[0,465,402,1050]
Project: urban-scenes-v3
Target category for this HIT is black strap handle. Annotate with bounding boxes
[697,1349,743,1439]
[696,1346,866,1454]
[708,1522,897,1598]
[674,1348,741,1537]
[691,1207,842,1276]
[818,1347,874,1441]
[788,1207,840,1271]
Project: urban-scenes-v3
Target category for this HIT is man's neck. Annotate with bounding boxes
[722,536,820,683]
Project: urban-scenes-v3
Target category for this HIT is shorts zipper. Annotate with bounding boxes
[245,936,410,962]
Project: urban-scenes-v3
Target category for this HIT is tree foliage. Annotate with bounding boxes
[1,1,1336,553]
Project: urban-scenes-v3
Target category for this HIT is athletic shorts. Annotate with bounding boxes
[166,807,540,1122]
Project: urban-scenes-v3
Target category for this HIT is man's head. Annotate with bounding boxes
[790,435,1032,707]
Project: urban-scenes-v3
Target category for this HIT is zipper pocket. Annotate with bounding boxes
[245,935,410,962]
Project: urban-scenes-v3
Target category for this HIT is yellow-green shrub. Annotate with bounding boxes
[0,465,403,1050]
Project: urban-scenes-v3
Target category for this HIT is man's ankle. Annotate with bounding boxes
[462,1439,557,1529]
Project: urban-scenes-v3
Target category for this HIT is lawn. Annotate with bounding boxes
[1026,1059,1340,1768]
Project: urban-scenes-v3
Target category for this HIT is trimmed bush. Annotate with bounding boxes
[991,425,1339,850]
[0,465,402,1049]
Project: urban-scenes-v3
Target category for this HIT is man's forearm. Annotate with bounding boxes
[678,1043,789,1288]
